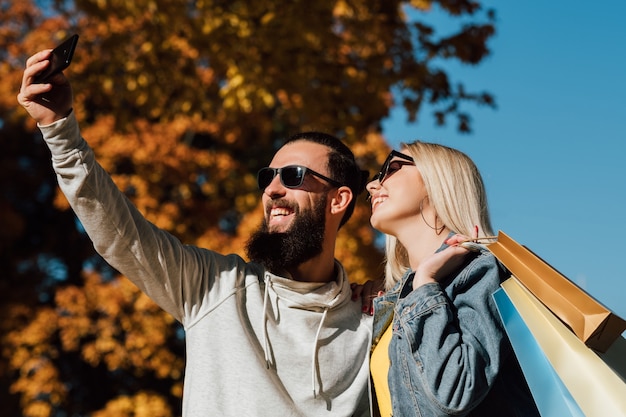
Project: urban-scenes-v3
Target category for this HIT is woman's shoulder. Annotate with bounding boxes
[457,247,508,287]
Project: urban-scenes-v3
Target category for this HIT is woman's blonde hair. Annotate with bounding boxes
[383,141,494,290]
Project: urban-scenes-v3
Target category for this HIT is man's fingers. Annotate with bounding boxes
[18,81,51,104]
[24,60,50,84]
[25,49,52,68]
[22,50,53,92]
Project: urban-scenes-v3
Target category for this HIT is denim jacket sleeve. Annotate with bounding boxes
[388,249,507,417]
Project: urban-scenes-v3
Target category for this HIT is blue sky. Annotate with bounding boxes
[382,1,626,318]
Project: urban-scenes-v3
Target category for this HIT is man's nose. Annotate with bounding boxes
[264,174,286,197]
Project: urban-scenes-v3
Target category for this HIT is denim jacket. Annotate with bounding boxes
[372,239,539,417]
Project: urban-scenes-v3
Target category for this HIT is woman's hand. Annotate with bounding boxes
[351,279,385,316]
[412,234,473,290]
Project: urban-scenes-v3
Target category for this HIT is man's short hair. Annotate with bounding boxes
[284,132,368,228]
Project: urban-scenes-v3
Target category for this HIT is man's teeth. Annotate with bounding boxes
[271,208,291,216]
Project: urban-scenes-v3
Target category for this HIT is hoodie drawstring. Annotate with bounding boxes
[261,274,333,398]
[262,275,272,369]
[311,307,328,398]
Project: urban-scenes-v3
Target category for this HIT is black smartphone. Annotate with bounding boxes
[33,34,79,84]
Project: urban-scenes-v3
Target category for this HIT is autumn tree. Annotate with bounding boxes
[0,0,496,415]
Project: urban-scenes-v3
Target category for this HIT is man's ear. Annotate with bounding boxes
[330,186,353,216]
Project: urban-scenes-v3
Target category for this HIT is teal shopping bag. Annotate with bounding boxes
[492,287,585,417]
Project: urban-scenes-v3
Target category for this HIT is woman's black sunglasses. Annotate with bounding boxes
[372,150,415,184]
[257,165,343,190]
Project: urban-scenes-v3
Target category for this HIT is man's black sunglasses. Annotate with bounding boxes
[372,150,415,184]
[257,165,343,190]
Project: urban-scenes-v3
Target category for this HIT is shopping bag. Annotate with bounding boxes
[487,230,626,352]
[492,287,585,417]
[501,277,626,417]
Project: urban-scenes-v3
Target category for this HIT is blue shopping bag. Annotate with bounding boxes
[497,277,626,416]
[493,287,585,417]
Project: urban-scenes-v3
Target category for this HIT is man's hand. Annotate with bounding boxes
[17,49,74,125]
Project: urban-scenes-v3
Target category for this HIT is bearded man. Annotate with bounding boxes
[18,48,373,416]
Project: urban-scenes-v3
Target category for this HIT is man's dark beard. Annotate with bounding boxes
[245,196,327,274]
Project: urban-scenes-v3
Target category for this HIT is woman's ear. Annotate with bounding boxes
[330,186,353,215]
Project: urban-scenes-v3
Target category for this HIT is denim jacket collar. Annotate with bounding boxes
[371,232,456,350]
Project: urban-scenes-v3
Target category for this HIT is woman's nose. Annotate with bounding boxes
[366,179,380,197]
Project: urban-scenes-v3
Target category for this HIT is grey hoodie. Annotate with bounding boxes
[40,112,373,416]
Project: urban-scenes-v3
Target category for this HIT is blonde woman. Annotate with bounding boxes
[365,142,539,417]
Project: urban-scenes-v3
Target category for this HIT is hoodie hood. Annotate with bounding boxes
[260,260,355,398]
[266,260,351,310]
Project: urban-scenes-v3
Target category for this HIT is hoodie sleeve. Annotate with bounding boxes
[39,111,242,324]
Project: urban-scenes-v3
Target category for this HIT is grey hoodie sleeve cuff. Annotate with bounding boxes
[38,109,83,156]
